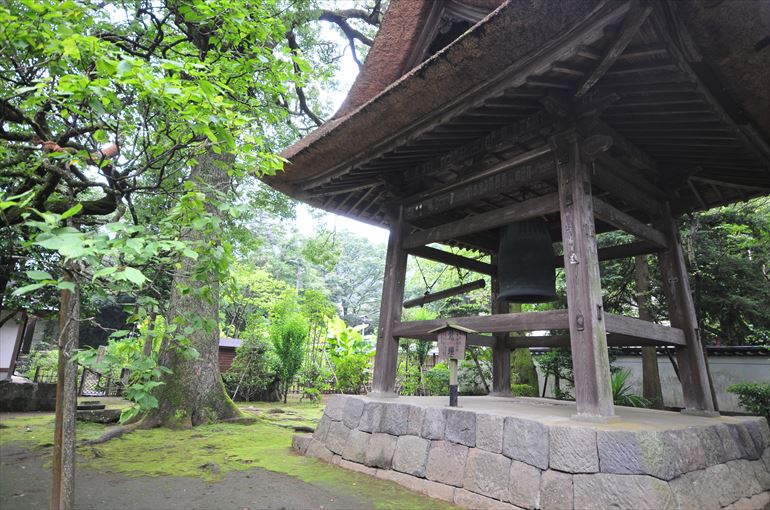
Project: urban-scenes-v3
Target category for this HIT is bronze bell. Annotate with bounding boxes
[497,219,557,303]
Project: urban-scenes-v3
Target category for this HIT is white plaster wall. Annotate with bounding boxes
[0,314,22,379]
[535,354,770,413]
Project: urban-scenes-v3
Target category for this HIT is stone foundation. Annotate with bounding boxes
[293,395,770,510]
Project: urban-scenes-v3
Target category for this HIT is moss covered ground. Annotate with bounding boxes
[0,399,455,510]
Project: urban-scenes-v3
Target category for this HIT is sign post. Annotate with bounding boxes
[429,324,474,407]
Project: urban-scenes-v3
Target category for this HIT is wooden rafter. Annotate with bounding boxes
[574,1,653,98]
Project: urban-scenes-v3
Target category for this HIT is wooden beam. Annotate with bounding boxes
[371,209,408,397]
[403,333,496,348]
[555,241,659,268]
[404,193,560,249]
[505,333,682,348]
[403,153,556,221]
[393,309,570,337]
[407,246,496,276]
[404,279,486,309]
[593,198,667,247]
[593,163,663,217]
[574,1,653,98]
[604,314,685,346]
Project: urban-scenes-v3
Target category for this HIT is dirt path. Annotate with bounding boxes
[0,444,372,510]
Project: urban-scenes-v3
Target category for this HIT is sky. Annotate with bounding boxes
[293,24,390,245]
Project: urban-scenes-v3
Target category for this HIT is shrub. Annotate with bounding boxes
[511,384,537,397]
[728,382,770,422]
[424,363,450,396]
[223,335,280,402]
[611,368,649,408]
[335,353,370,394]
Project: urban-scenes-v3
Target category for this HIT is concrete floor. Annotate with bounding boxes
[368,395,754,431]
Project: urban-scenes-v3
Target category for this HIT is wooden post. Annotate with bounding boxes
[657,207,717,415]
[490,256,512,397]
[554,131,615,419]
[52,272,80,510]
[371,207,408,397]
[449,359,458,407]
[634,255,664,409]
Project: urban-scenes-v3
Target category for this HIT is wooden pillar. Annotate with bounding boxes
[554,132,615,418]
[490,257,512,396]
[371,208,408,397]
[657,207,717,415]
[634,255,664,409]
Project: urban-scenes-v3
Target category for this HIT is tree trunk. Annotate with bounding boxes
[145,149,240,427]
[634,255,664,409]
[51,272,79,510]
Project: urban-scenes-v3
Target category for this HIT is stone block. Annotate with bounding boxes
[325,420,351,455]
[716,423,744,462]
[700,425,729,467]
[365,433,397,469]
[324,394,346,421]
[453,489,520,510]
[476,414,504,454]
[331,454,341,465]
[342,396,365,429]
[727,460,763,499]
[421,407,447,440]
[339,458,377,477]
[597,429,680,480]
[539,470,572,510]
[305,440,334,463]
[745,419,770,456]
[762,447,770,473]
[752,459,770,491]
[549,425,598,473]
[406,405,425,436]
[667,427,708,474]
[731,491,770,510]
[342,429,371,464]
[669,471,720,510]
[573,473,676,510]
[359,401,384,433]
[392,435,430,477]
[698,463,747,508]
[446,409,476,447]
[727,422,761,460]
[502,417,549,470]
[463,449,511,502]
[426,440,469,487]
[292,434,312,455]
[381,403,410,436]
[376,469,455,503]
[313,414,331,442]
[508,460,540,510]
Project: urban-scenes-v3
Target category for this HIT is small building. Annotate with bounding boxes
[218,337,242,373]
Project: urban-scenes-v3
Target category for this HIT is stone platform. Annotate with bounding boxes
[292,395,770,510]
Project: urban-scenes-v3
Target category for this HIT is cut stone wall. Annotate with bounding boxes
[0,380,56,412]
[293,395,770,510]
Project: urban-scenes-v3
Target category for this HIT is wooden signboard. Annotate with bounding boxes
[437,328,468,362]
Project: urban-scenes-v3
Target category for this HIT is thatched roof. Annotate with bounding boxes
[263,0,770,244]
